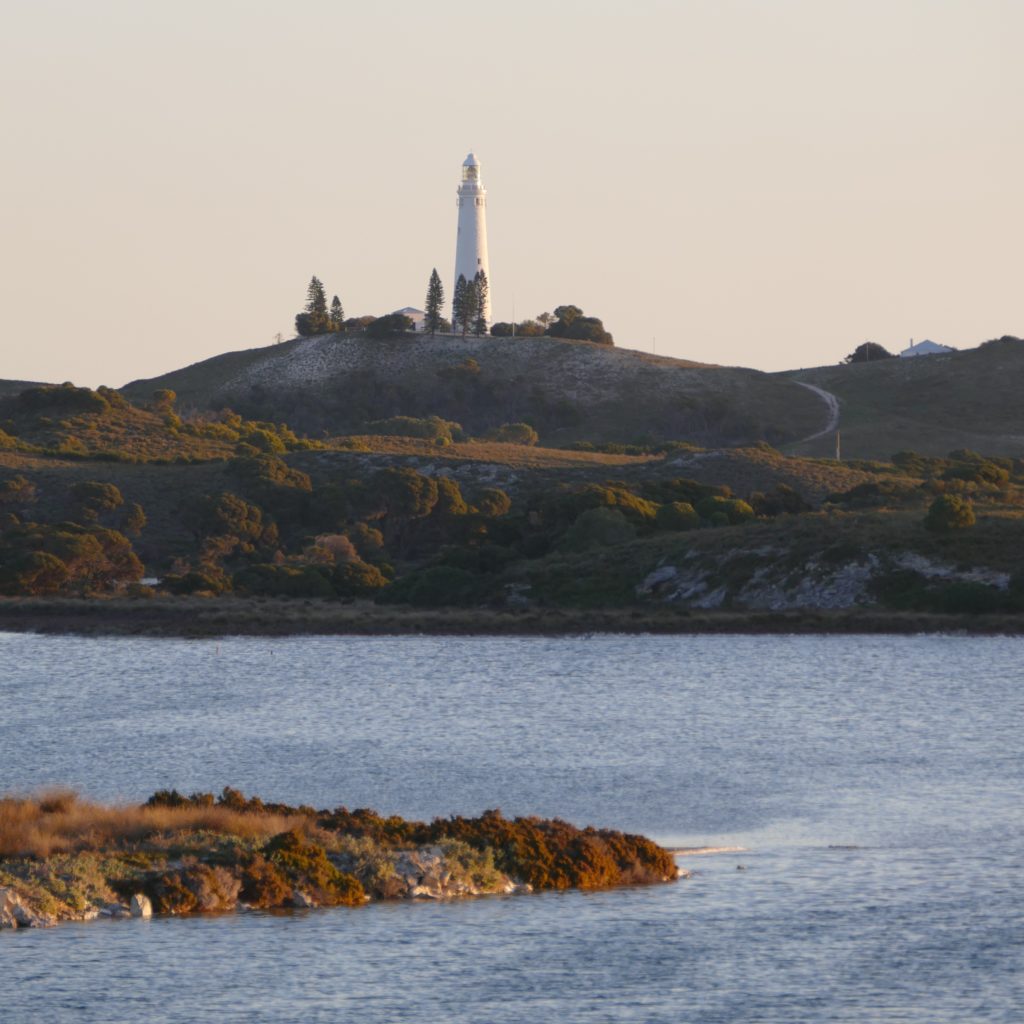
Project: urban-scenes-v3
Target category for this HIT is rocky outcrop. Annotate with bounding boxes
[638,548,1011,611]
[130,894,152,918]
[0,887,56,929]
[393,846,525,899]
[330,842,529,901]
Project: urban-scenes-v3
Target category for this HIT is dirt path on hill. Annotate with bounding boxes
[794,381,840,442]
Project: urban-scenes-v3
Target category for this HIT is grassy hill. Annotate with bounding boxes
[0,379,48,400]
[786,336,1024,460]
[121,332,826,448]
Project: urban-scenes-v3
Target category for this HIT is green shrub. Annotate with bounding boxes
[364,415,462,444]
[562,507,636,550]
[265,830,365,906]
[374,467,439,520]
[930,582,1007,614]
[378,565,479,606]
[16,384,110,417]
[641,477,727,506]
[149,864,241,914]
[486,422,539,446]
[547,484,658,529]
[941,461,1010,486]
[365,313,414,338]
[238,854,292,908]
[161,570,231,596]
[244,428,287,454]
[891,451,947,477]
[869,569,929,609]
[475,488,512,518]
[696,496,754,525]
[748,485,812,517]
[924,494,975,532]
[655,501,699,531]
[70,481,124,521]
[333,560,389,596]
[0,475,36,510]
[423,810,673,890]
[233,564,335,598]
[826,479,919,508]
[0,550,69,596]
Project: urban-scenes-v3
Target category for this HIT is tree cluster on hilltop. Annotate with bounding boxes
[491,305,613,345]
[295,277,347,337]
[452,271,489,337]
[844,342,894,363]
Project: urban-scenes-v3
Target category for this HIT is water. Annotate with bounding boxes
[1,633,1021,1022]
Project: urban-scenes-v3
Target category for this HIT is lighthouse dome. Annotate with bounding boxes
[461,151,481,183]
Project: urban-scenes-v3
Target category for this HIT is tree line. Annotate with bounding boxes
[293,273,610,344]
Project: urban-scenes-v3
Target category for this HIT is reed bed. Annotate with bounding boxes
[0,790,309,858]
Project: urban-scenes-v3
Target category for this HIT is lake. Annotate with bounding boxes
[1,633,1021,1022]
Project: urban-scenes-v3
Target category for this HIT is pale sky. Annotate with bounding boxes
[1,0,1020,388]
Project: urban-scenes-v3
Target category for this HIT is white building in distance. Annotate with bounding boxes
[453,152,491,323]
[392,306,426,332]
[899,339,954,358]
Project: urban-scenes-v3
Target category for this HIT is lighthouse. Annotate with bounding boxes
[453,152,491,323]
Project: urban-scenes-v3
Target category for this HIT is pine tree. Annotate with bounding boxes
[472,270,489,336]
[452,275,468,336]
[330,295,345,332]
[424,269,445,336]
[296,276,331,337]
[459,275,479,336]
[305,276,327,316]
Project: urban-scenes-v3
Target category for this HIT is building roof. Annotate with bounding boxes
[463,152,479,166]
[899,339,954,357]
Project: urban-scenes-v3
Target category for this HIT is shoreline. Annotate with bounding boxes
[0,597,1022,637]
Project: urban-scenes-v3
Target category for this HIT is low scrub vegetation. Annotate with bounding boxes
[2,369,1023,621]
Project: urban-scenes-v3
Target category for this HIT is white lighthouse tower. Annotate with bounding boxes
[453,152,491,323]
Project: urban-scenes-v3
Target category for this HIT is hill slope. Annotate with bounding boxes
[786,336,1024,460]
[122,333,826,447]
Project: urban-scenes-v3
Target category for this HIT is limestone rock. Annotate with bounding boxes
[636,565,679,596]
[291,889,317,909]
[0,888,57,929]
[130,894,153,918]
[100,902,132,918]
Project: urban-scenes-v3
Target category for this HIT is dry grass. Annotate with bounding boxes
[332,434,658,468]
[0,791,310,858]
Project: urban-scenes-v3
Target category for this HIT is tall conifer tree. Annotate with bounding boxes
[472,270,489,336]
[305,276,327,316]
[452,275,468,336]
[330,295,345,332]
[459,276,479,336]
[425,269,445,336]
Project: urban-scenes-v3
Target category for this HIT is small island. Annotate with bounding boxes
[0,789,679,929]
